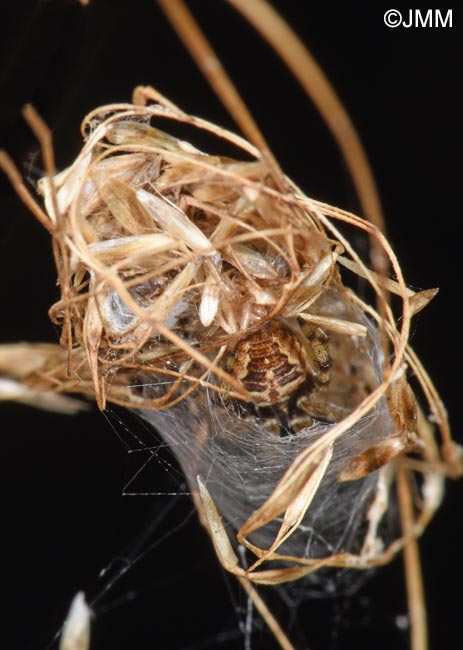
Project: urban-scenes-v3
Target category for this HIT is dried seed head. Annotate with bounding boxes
[1,88,457,598]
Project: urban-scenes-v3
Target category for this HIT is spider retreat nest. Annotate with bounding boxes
[4,87,461,593]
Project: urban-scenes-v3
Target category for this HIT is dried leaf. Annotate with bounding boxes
[199,283,220,326]
[88,233,178,264]
[230,243,279,279]
[97,178,153,232]
[298,313,367,337]
[409,287,439,315]
[83,294,104,408]
[60,592,91,650]
[136,188,214,253]
[239,443,333,546]
[197,476,240,572]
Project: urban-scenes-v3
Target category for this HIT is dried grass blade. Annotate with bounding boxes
[238,444,333,547]
[136,188,214,253]
[97,178,153,232]
[83,295,104,408]
[197,475,242,573]
[409,288,439,316]
[298,313,367,337]
[88,234,179,263]
[248,444,333,569]
[338,255,415,298]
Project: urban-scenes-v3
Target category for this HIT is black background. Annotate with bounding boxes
[0,2,461,649]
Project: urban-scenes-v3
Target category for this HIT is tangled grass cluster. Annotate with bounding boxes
[0,4,460,648]
[1,88,460,594]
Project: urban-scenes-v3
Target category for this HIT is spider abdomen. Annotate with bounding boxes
[223,321,307,406]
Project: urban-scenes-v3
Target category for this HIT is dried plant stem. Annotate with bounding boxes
[238,578,295,650]
[398,467,428,650]
[227,0,386,243]
[0,152,53,232]
[157,0,285,190]
[196,478,295,648]
[22,104,76,371]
